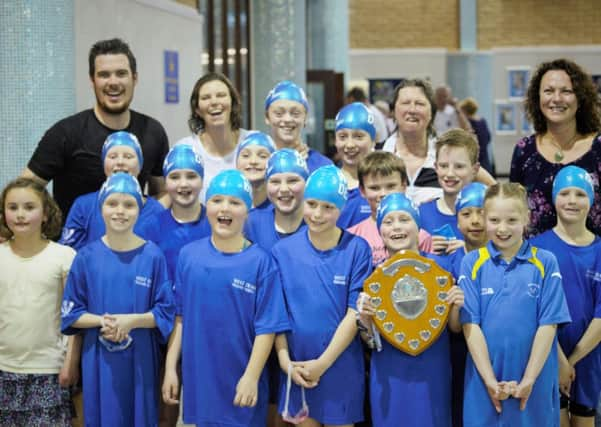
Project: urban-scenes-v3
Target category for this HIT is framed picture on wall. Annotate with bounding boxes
[495,101,517,135]
[521,107,532,134]
[368,78,406,104]
[507,67,530,100]
[592,74,601,97]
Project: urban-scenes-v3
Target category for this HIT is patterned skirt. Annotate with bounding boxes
[0,370,72,427]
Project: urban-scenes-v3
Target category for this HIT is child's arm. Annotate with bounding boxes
[514,324,557,410]
[568,318,601,366]
[59,335,81,387]
[102,312,157,343]
[274,334,315,388]
[233,333,274,408]
[558,343,575,397]
[446,285,464,333]
[162,316,182,405]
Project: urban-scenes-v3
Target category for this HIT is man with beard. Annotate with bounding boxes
[22,38,169,218]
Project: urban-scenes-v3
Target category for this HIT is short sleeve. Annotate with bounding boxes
[27,123,68,181]
[459,255,481,325]
[348,240,372,310]
[254,255,290,335]
[150,252,175,343]
[59,245,77,277]
[59,195,92,250]
[60,253,90,335]
[538,254,571,326]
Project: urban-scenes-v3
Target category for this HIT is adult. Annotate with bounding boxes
[22,38,169,218]
[459,97,495,176]
[346,86,390,144]
[510,58,601,236]
[382,79,494,205]
[433,84,472,135]
[177,72,249,203]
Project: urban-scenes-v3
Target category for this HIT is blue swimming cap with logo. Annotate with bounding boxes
[376,192,420,230]
[266,148,309,181]
[163,144,204,178]
[304,165,348,210]
[552,165,595,206]
[455,182,488,212]
[264,81,309,112]
[98,172,144,210]
[235,131,276,160]
[335,102,376,141]
[102,131,144,169]
[205,169,253,210]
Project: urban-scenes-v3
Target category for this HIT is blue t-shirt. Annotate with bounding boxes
[59,190,165,250]
[244,205,306,251]
[418,198,460,239]
[530,230,601,408]
[306,149,332,173]
[459,241,571,427]
[175,238,289,427]
[337,187,371,229]
[61,240,175,427]
[137,208,211,280]
[272,229,372,425]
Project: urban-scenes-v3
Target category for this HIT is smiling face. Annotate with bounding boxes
[206,195,247,240]
[103,145,140,177]
[379,211,419,254]
[4,187,46,239]
[236,145,271,184]
[101,193,140,234]
[394,86,432,136]
[196,80,232,129]
[335,128,374,169]
[360,172,407,219]
[484,196,528,259]
[91,54,137,115]
[435,146,478,197]
[303,199,340,234]
[267,172,305,215]
[539,70,578,127]
[165,169,203,209]
[554,187,591,225]
[457,206,486,249]
[265,99,307,148]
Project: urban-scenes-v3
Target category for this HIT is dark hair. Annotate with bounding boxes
[88,38,137,77]
[525,58,601,134]
[392,78,437,137]
[358,151,408,188]
[0,178,63,240]
[346,87,368,103]
[188,72,242,133]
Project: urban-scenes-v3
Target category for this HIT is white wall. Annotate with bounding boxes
[74,0,203,144]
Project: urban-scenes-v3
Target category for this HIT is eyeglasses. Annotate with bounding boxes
[281,362,309,424]
[98,335,133,352]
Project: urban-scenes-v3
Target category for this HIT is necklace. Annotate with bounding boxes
[545,132,580,162]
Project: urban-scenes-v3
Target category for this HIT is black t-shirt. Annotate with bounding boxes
[28,109,169,218]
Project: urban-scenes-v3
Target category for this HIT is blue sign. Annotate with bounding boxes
[164,50,179,104]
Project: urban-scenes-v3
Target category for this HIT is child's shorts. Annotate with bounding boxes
[560,395,596,417]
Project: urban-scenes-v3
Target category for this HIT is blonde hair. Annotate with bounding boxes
[458,97,478,116]
[484,182,529,219]
[435,129,479,165]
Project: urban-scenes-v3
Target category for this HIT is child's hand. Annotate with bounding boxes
[445,286,464,309]
[445,239,465,254]
[559,362,575,397]
[514,377,535,411]
[104,314,135,342]
[357,292,376,328]
[233,374,258,407]
[431,236,449,254]
[296,359,327,385]
[497,380,517,399]
[484,379,503,413]
[288,363,319,388]
[58,356,80,387]
[162,369,180,405]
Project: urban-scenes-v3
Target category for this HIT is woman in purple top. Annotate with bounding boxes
[509,58,601,236]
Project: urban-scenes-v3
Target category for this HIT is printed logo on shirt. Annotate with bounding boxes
[586,269,601,283]
[527,283,541,298]
[232,278,256,294]
[135,276,152,288]
[333,275,347,286]
[61,300,74,317]
[360,205,371,214]
[61,228,75,244]
[480,287,494,296]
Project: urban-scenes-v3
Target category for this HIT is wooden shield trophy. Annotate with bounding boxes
[363,250,453,356]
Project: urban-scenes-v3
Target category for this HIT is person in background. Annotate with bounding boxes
[346,87,389,144]
[433,85,472,135]
[236,131,276,210]
[458,97,494,176]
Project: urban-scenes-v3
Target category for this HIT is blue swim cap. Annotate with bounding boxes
[455,182,488,212]
[98,172,144,210]
[163,144,205,178]
[102,131,144,169]
[236,131,276,160]
[205,169,252,210]
[264,81,309,112]
[376,192,420,230]
[552,165,595,206]
[335,102,376,141]
[303,165,348,210]
[266,148,309,181]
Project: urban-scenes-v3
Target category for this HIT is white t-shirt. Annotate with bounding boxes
[0,241,76,374]
[176,129,249,203]
[368,104,390,143]
[433,104,460,135]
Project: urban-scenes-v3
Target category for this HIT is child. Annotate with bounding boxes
[460,182,571,427]
[334,102,376,229]
[419,129,480,254]
[272,165,372,426]
[236,131,276,210]
[245,148,309,250]
[163,169,289,426]
[0,178,78,426]
[61,172,175,427]
[530,166,601,427]
[357,192,464,427]
[264,81,332,172]
[348,151,433,267]
[138,143,211,280]
[60,131,164,250]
